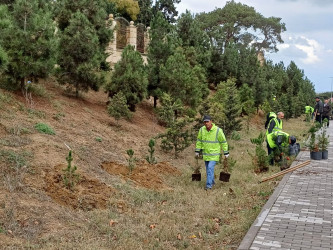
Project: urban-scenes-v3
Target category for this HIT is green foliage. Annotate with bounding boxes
[152,0,180,23]
[109,0,140,21]
[145,138,157,164]
[54,0,112,50]
[0,0,57,88]
[157,117,194,158]
[136,0,153,26]
[56,12,103,96]
[95,137,102,142]
[62,150,80,190]
[160,47,209,110]
[147,12,177,107]
[221,157,236,173]
[211,78,242,137]
[156,92,183,126]
[34,123,55,135]
[0,149,32,169]
[106,45,147,111]
[318,128,329,151]
[0,45,8,73]
[107,91,133,121]
[231,131,241,141]
[249,132,268,172]
[126,148,137,173]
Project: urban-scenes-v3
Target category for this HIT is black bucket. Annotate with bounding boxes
[219,172,230,182]
[322,150,328,160]
[310,151,322,160]
[192,173,201,181]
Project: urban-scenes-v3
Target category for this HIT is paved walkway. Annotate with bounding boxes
[239,125,333,250]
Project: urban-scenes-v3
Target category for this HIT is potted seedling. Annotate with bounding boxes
[219,157,236,182]
[318,128,329,160]
[191,156,201,181]
[307,124,322,160]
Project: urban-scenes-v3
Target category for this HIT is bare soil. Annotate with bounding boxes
[0,79,188,246]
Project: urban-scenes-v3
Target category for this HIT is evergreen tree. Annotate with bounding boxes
[54,0,112,67]
[212,78,242,137]
[0,0,57,88]
[153,0,180,23]
[0,46,8,74]
[106,45,148,111]
[147,11,176,107]
[160,47,209,111]
[176,11,212,72]
[136,0,153,26]
[56,12,103,96]
[107,91,132,121]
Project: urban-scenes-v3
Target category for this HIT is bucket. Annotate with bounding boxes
[192,173,201,181]
[219,172,230,182]
[322,150,328,160]
[310,151,322,160]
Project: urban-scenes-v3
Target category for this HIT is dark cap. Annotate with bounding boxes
[315,96,320,99]
[203,115,211,122]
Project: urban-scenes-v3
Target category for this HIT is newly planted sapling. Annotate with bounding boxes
[249,132,269,172]
[126,149,137,173]
[145,139,157,164]
[62,150,80,190]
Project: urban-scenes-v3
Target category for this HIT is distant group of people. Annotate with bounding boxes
[194,96,331,190]
[305,96,331,127]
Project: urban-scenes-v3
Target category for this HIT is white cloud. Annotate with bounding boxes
[294,37,321,64]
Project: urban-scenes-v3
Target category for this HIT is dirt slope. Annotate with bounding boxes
[0,79,188,246]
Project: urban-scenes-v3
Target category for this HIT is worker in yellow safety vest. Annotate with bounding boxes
[266,112,289,165]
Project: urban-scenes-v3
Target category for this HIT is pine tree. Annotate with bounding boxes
[147,11,176,107]
[107,91,132,121]
[212,78,242,137]
[0,0,57,88]
[160,47,208,111]
[56,12,103,96]
[106,45,148,111]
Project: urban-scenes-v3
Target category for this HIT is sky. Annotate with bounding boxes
[176,0,333,94]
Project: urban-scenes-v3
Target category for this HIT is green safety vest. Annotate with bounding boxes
[195,123,228,161]
[266,118,289,148]
[268,112,277,119]
[305,106,314,114]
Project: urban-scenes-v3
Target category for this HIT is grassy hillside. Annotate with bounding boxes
[0,80,310,249]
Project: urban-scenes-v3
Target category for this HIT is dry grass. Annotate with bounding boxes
[0,83,312,249]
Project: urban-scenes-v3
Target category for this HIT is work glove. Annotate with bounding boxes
[195,152,200,158]
[224,154,229,158]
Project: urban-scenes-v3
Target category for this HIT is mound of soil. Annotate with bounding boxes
[44,164,114,210]
[101,161,181,190]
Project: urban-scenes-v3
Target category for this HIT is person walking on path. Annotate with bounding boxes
[195,115,229,190]
[266,112,289,165]
[314,96,324,124]
[322,98,331,127]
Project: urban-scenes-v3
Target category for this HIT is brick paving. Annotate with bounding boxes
[239,125,333,250]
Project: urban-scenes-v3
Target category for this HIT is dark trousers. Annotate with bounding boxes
[322,115,330,127]
[315,114,322,124]
[267,142,275,165]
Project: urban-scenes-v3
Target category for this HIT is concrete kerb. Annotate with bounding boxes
[238,150,307,249]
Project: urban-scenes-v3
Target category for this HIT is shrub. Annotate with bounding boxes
[34,123,55,135]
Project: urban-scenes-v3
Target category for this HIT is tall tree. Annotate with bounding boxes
[56,12,103,96]
[136,0,153,26]
[0,0,57,88]
[160,47,209,112]
[211,78,242,137]
[196,1,286,53]
[153,0,180,23]
[106,45,148,111]
[54,0,112,65]
[176,10,212,72]
[147,11,177,107]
